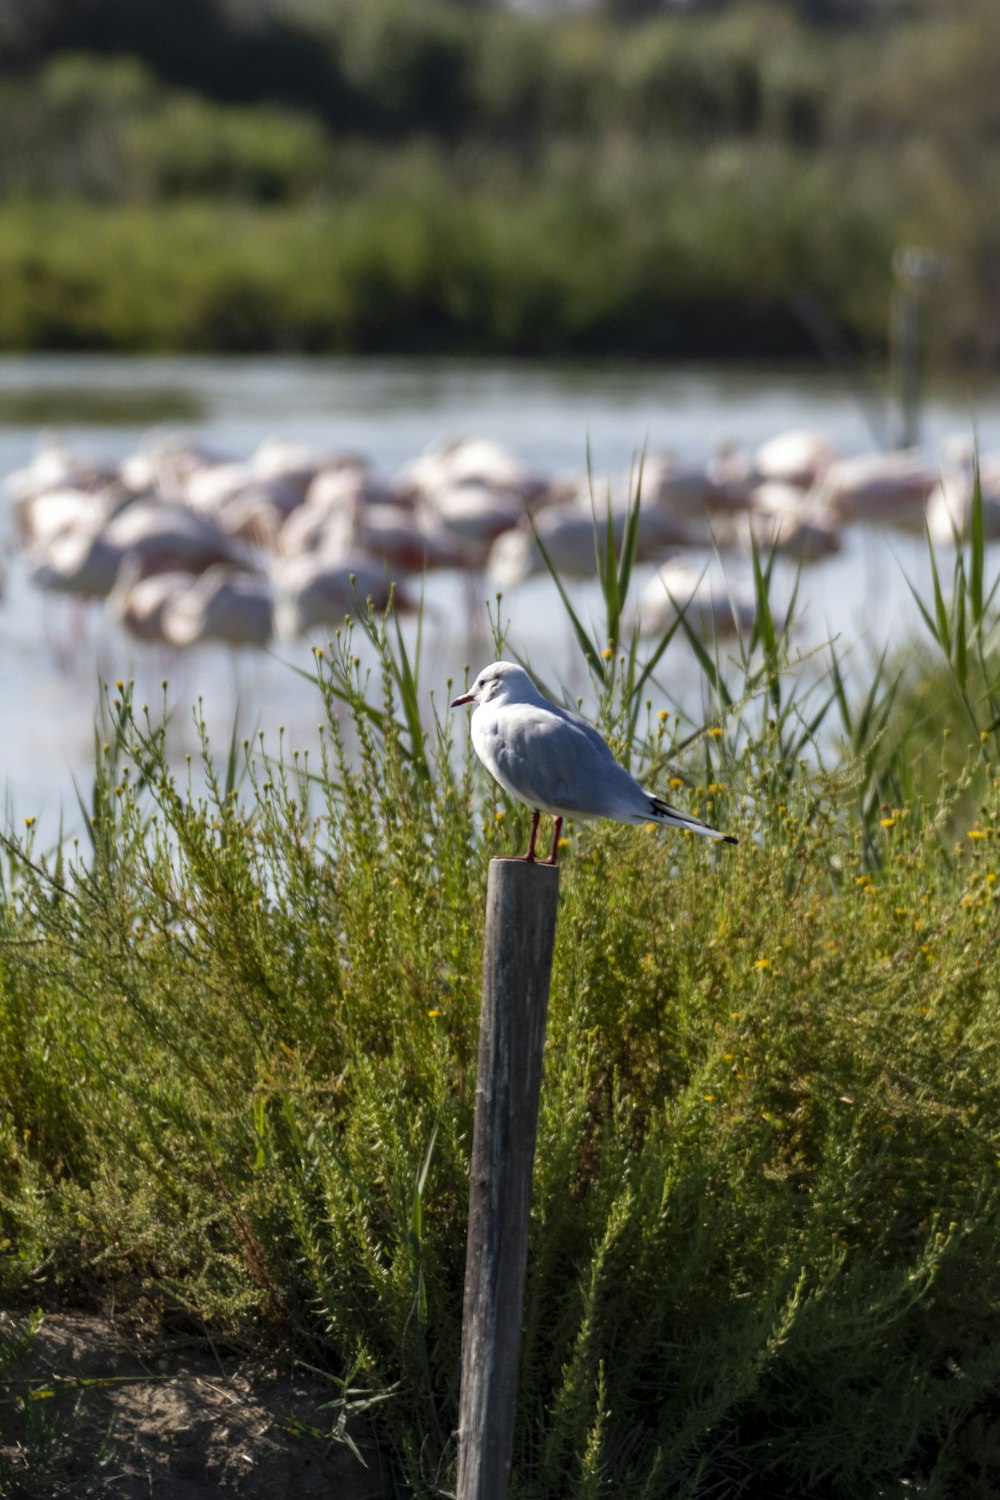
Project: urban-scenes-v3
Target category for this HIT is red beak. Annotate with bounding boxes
[450,691,475,707]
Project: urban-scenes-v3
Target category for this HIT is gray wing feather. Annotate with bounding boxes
[487,704,646,818]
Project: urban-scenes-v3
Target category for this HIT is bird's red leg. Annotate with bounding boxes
[544,816,563,866]
[522,808,540,862]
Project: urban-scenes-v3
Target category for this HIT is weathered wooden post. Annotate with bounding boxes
[456,856,560,1500]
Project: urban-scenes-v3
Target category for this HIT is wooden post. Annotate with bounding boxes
[890,245,945,452]
[456,856,560,1500]
[890,278,923,451]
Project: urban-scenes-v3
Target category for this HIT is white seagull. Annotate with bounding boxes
[451,661,737,864]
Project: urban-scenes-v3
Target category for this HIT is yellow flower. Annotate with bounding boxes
[427,1009,443,1018]
[708,727,724,738]
[558,837,569,848]
[881,817,896,829]
[669,777,684,789]
[601,646,613,660]
[657,709,669,721]
[494,809,505,821]
[754,958,770,970]
[23,816,35,829]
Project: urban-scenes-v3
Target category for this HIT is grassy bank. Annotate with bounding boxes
[1,502,1000,1495]
[1,0,1000,361]
[0,154,895,358]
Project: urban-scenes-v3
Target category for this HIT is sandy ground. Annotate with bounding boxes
[0,1310,395,1498]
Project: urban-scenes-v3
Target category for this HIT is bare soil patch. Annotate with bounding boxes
[0,1311,394,1498]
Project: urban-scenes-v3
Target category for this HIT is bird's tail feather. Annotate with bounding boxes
[648,795,738,845]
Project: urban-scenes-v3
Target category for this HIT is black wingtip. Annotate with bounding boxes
[723,834,739,845]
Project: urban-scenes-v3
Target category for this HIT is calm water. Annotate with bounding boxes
[2,355,999,835]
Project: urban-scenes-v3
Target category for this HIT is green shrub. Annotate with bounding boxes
[0,143,900,356]
[0,53,333,205]
[0,55,157,199]
[126,97,331,203]
[312,0,476,136]
[1,489,999,1494]
[3,1,1000,360]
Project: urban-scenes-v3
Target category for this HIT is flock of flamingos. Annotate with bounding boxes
[1,426,998,651]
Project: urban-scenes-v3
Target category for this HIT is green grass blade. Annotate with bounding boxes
[855,650,895,746]
[787,687,840,760]
[223,709,244,802]
[902,567,941,646]
[670,597,734,710]
[969,452,985,626]
[927,533,951,653]
[530,516,606,683]
[953,569,968,692]
[391,607,431,781]
[632,615,684,713]
[600,486,622,655]
[828,643,853,738]
[617,446,646,608]
[748,531,778,659]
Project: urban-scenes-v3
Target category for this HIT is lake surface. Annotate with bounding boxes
[2,354,999,836]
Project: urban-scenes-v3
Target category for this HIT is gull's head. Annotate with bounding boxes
[450,660,533,709]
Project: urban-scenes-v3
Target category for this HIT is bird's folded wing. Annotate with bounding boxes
[488,705,637,817]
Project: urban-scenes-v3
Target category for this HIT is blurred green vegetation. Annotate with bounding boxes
[0,0,998,358]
